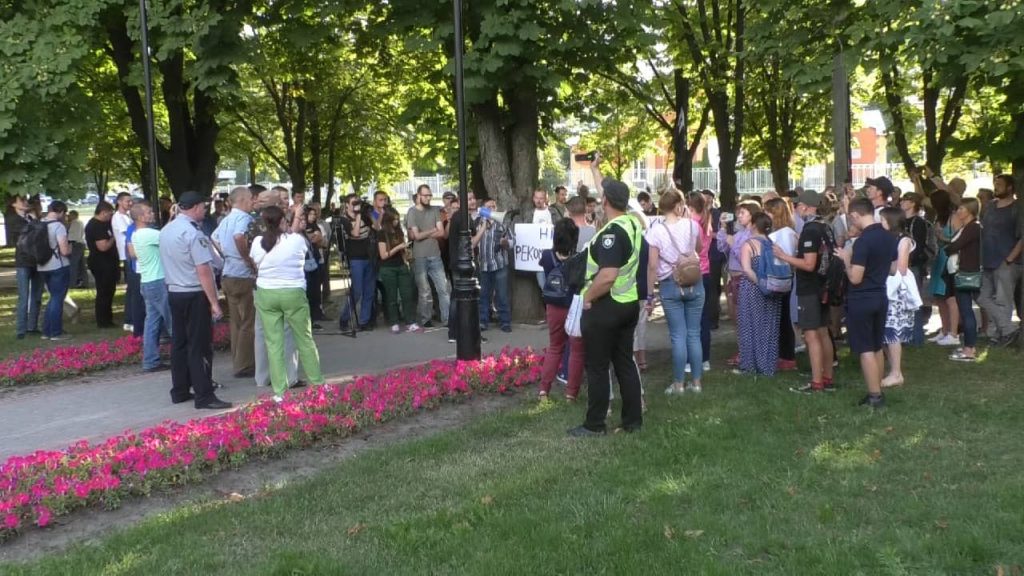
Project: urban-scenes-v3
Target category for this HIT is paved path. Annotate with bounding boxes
[0,319,671,460]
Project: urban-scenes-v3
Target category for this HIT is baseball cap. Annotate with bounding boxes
[178,191,211,209]
[601,178,630,210]
[796,189,821,207]
[865,176,895,198]
[442,191,457,201]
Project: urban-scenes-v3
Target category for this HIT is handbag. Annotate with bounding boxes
[660,220,702,287]
[955,270,982,290]
[564,294,583,338]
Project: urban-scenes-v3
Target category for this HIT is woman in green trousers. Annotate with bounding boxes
[250,204,325,401]
[378,209,421,334]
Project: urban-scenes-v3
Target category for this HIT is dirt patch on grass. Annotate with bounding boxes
[0,393,522,563]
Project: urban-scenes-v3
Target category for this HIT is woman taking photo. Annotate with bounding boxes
[648,189,704,394]
[737,213,782,376]
[378,210,421,334]
[537,218,584,400]
[250,205,326,402]
[944,198,982,362]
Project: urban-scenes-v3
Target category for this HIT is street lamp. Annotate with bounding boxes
[451,0,481,360]
[139,0,161,226]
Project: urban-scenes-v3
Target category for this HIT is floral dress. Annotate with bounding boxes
[885,236,916,344]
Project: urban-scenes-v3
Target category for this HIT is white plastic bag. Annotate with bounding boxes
[564,295,583,338]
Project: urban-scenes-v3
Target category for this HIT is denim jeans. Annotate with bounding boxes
[956,289,979,348]
[479,266,511,328]
[341,258,378,328]
[40,267,70,338]
[412,256,450,325]
[140,280,172,370]
[660,276,706,382]
[15,266,43,336]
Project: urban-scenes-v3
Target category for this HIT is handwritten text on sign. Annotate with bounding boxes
[513,224,553,272]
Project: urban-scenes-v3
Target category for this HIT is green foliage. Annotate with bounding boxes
[741,0,841,184]
[577,85,661,182]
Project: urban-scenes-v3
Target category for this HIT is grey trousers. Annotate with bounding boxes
[254,312,299,386]
[978,263,1021,338]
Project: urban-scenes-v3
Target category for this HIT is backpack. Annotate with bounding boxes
[542,252,572,302]
[751,237,792,296]
[907,216,936,268]
[16,219,57,267]
[816,223,847,306]
[658,220,702,287]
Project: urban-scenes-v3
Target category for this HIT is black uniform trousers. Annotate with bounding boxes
[169,291,215,406]
[89,261,118,327]
[582,297,642,432]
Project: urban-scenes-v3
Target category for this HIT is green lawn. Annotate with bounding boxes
[0,246,14,268]
[4,342,1023,574]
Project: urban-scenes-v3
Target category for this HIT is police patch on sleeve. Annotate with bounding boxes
[601,234,616,249]
[199,237,209,249]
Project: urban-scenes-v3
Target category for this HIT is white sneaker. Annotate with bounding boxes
[391,324,401,334]
[702,361,711,372]
[795,343,807,353]
[272,395,284,403]
[406,323,422,333]
[684,364,692,374]
[687,383,703,394]
[123,323,133,332]
[928,332,946,343]
[936,334,961,346]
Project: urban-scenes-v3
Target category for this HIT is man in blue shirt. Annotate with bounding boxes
[835,198,897,409]
[212,187,257,378]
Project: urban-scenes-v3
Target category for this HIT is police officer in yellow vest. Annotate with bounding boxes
[569,156,644,436]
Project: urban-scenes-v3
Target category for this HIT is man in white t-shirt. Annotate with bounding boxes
[111,192,134,330]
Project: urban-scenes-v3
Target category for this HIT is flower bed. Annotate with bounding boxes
[0,348,542,538]
[0,324,231,387]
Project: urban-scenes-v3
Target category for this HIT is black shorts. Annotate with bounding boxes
[796,294,829,330]
[846,295,888,355]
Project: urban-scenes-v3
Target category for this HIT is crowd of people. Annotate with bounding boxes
[4,159,1021,426]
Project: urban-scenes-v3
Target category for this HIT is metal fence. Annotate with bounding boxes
[381,163,916,206]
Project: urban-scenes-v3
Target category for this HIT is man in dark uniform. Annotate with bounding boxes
[159,192,231,410]
[569,153,644,436]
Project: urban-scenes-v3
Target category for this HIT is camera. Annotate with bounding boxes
[574,151,597,162]
[720,212,735,223]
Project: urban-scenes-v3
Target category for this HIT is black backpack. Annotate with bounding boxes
[542,253,571,301]
[16,219,57,267]
[816,222,847,306]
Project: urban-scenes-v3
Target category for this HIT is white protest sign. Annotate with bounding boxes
[513,223,553,272]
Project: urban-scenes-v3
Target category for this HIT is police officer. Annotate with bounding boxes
[159,192,232,410]
[569,154,644,436]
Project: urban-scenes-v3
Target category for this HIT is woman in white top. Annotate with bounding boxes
[880,207,916,386]
[764,198,798,371]
[250,204,325,401]
[646,189,705,394]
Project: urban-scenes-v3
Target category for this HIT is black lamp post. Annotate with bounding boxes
[139,0,161,226]
[451,0,481,360]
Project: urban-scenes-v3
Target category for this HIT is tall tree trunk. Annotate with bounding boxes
[309,102,322,203]
[103,10,219,199]
[509,89,539,209]
[247,153,257,186]
[473,99,514,210]
[672,72,693,191]
[469,157,486,199]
